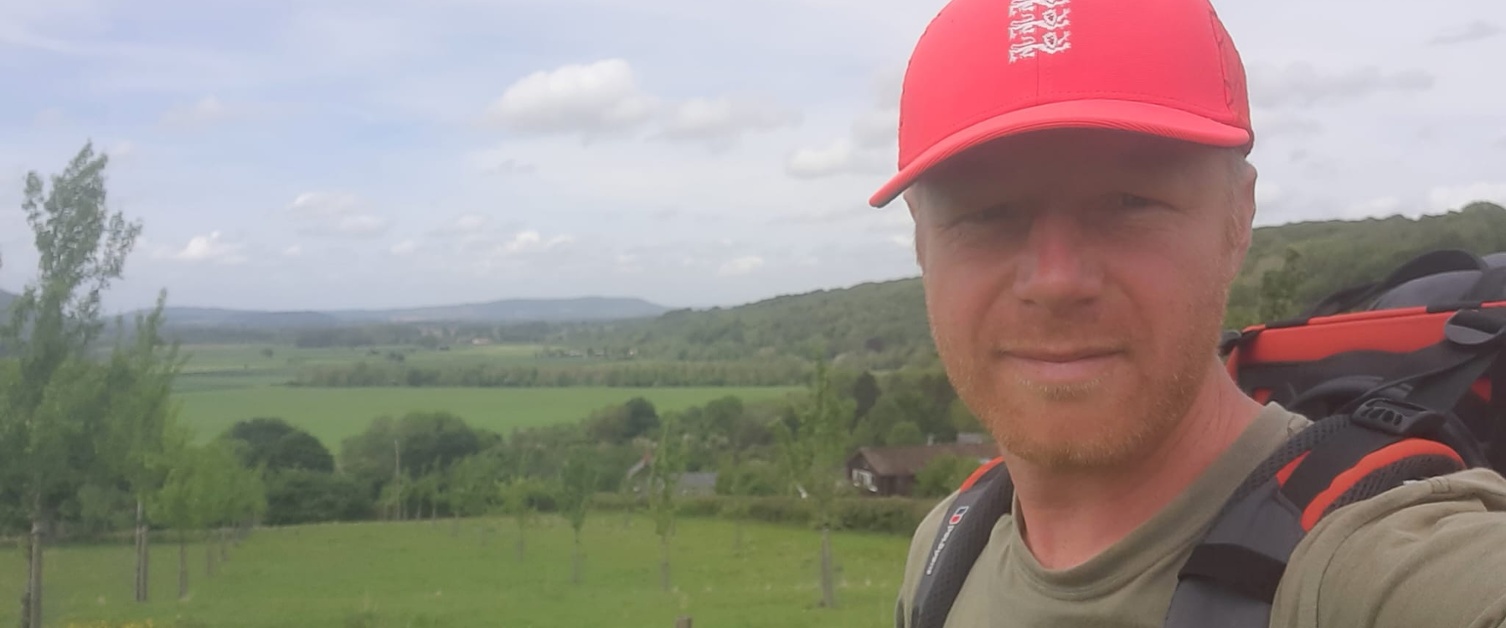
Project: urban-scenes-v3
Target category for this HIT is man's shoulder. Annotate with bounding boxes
[1275,467,1506,628]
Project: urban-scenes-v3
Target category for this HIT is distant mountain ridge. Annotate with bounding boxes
[156,296,671,328]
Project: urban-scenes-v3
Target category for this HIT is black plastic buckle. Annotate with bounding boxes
[1350,397,1488,467]
[1350,398,1447,437]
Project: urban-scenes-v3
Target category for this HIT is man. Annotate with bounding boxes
[872,0,1506,626]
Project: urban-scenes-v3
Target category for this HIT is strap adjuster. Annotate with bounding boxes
[1350,398,1446,437]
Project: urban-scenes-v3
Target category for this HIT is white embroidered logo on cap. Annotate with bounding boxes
[1008,0,1072,63]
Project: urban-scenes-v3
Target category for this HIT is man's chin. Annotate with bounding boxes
[986,400,1167,470]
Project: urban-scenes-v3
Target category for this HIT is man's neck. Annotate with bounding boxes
[1007,368,1263,571]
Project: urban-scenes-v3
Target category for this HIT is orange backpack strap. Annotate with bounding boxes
[1165,397,1479,627]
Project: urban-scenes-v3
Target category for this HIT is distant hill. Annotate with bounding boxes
[157,296,671,329]
[0,289,14,312]
[159,307,341,329]
[323,297,671,325]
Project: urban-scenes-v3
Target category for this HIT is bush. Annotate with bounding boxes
[914,454,985,498]
[264,470,374,525]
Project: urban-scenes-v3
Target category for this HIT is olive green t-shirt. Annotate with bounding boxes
[895,403,1506,628]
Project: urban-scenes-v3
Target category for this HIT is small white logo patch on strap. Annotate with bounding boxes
[1008,0,1073,63]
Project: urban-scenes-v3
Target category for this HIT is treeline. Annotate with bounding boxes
[292,358,813,387]
[194,362,980,531]
[1226,201,1506,327]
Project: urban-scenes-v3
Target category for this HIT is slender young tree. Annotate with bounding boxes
[776,358,853,609]
[647,416,686,593]
[0,142,142,628]
[558,447,598,584]
[99,293,184,603]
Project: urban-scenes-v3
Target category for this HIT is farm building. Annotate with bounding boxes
[622,454,719,497]
[846,440,999,497]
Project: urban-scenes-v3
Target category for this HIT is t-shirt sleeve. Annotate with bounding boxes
[1273,468,1506,628]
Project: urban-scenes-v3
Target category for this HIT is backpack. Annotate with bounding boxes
[902,249,1506,628]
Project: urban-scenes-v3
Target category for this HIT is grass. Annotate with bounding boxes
[175,386,800,447]
[165,340,801,446]
[0,515,910,628]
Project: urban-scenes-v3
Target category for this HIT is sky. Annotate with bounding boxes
[1,0,1503,313]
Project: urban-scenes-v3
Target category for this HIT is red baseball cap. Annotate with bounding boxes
[869,0,1255,208]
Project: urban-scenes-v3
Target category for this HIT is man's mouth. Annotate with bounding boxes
[995,347,1122,385]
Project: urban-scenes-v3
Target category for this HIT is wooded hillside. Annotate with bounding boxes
[563,201,1506,365]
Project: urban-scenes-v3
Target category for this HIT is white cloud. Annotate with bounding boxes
[1429,21,1501,46]
[851,108,898,150]
[153,231,247,264]
[1342,196,1404,219]
[785,138,888,178]
[484,59,657,137]
[889,233,913,249]
[107,140,136,161]
[33,108,65,126]
[658,96,801,145]
[465,148,538,175]
[391,239,418,255]
[1249,64,1435,109]
[786,67,899,178]
[502,229,573,254]
[718,255,765,276]
[1256,181,1287,206]
[455,214,488,230]
[286,191,390,237]
[1428,182,1506,212]
[283,245,303,257]
[161,95,233,128]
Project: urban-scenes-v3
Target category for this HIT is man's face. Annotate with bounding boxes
[907,129,1255,471]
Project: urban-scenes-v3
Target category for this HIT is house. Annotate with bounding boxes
[622,453,719,496]
[846,441,999,497]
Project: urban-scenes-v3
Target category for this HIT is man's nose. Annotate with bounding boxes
[1011,209,1103,309]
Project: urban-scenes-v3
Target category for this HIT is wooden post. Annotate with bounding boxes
[674,617,692,628]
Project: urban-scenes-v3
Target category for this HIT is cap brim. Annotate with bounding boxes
[867,99,1252,208]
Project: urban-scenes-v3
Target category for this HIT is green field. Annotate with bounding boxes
[176,386,800,447]
[0,516,911,628]
[165,341,800,446]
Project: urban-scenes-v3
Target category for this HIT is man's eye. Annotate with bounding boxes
[951,205,1015,226]
[1119,194,1156,209]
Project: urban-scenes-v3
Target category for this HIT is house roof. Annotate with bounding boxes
[851,442,1000,477]
[678,472,718,488]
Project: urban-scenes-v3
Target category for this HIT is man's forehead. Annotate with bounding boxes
[911,130,1225,200]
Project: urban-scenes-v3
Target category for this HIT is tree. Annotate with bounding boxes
[500,475,539,561]
[647,415,686,592]
[1258,246,1305,322]
[851,370,881,428]
[0,142,142,628]
[886,421,926,446]
[224,417,335,473]
[558,447,597,584]
[262,469,370,525]
[776,358,854,609]
[447,452,502,541]
[97,297,185,603]
[914,454,985,498]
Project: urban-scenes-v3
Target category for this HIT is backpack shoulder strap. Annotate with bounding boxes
[903,457,1012,628]
[1164,397,1476,628]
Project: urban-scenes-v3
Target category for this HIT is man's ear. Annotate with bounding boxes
[1227,159,1258,278]
[904,190,927,271]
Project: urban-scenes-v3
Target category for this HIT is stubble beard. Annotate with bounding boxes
[938,288,1227,473]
